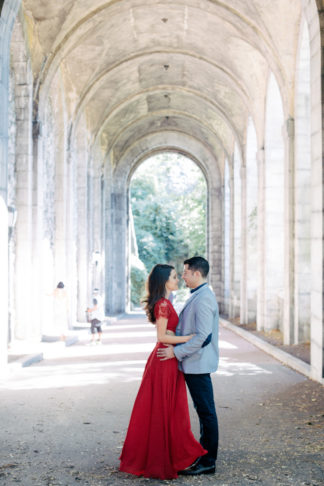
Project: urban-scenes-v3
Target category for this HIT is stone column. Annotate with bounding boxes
[106,184,127,315]
[310,9,324,382]
[0,199,8,372]
[0,60,9,370]
[240,164,247,324]
[264,75,285,332]
[76,148,89,321]
[233,147,241,318]
[223,161,231,315]
[31,119,44,337]
[0,0,22,372]
[229,161,235,318]
[104,162,112,315]
[256,148,265,331]
[246,125,258,323]
[65,151,78,328]
[283,118,295,345]
[91,163,104,292]
[13,52,34,339]
[295,21,311,344]
[54,140,68,292]
[209,182,223,305]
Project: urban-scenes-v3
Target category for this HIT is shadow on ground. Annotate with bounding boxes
[0,316,323,485]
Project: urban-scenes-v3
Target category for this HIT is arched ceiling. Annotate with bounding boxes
[21,0,303,164]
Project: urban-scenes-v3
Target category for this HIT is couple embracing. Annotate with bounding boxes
[120,256,219,480]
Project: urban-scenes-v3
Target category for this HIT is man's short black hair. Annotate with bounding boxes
[184,256,209,278]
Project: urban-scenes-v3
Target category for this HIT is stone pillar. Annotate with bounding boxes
[31,119,44,336]
[295,21,311,344]
[107,186,127,315]
[104,162,112,315]
[246,122,258,323]
[264,74,285,332]
[54,142,68,290]
[0,199,8,372]
[229,160,235,318]
[310,9,324,382]
[240,164,247,324]
[0,0,21,372]
[12,42,34,339]
[223,160,231,315]
[91,163,104,292]
[283,118,295,345]
[65,151,78,327]
[232,146,241,318]
[209,181,223,305]
[76,148,89,321]
[257,148,265,331]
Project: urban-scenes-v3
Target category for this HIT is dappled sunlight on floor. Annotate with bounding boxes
[1,319,321,486]
[1,317,274,390]
[1,359,148,390]
[219,339,237,350]
[218,357,272,376]
[46,341,155,359]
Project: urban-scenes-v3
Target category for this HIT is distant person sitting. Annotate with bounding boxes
[86,298,103,345]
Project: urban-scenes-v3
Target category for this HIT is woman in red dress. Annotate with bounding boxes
[119,264,207,479]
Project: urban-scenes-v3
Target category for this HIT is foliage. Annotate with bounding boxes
[130,153,207,282]
[130,261,147,306]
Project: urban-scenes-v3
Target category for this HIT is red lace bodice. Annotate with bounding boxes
[154,298,179,332]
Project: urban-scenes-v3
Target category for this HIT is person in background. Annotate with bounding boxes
[86,298,103,345]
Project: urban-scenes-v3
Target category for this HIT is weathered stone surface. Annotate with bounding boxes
[0,0,323,382]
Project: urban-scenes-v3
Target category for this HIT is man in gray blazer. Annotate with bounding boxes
[157,256,219,475]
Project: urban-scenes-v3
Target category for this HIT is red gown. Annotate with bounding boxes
[119,298,206,479]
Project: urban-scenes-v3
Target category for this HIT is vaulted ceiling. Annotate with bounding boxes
[21,0,303,164]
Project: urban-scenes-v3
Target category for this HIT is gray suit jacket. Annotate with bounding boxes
[173,284,219,374]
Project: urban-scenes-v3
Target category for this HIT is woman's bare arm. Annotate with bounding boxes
[155,317,193,344]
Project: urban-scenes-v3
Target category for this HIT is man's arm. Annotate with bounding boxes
[173,298,215,361]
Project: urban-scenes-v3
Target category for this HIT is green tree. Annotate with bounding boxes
[130,153,207,283]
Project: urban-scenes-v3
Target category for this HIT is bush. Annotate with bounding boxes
[130,259,147,307]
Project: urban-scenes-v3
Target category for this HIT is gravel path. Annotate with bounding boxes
[0,315,323,486]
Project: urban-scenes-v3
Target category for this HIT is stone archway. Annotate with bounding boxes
[105,131,222,315]
[0,0,323,383]
[127,150,209,310]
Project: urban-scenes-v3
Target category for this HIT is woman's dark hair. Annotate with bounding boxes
[142,264,174,323]
[57,281,64,289]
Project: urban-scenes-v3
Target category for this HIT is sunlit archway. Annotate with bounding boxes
[128,151,208,310]
[0,0,323,383]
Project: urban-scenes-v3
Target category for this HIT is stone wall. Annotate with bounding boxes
[0,0,22,372]
[0,0,323,384]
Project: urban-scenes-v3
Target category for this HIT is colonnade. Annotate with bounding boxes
[0,0,323,384]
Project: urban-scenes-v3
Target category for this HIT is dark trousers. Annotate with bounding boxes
[184,373,219,466]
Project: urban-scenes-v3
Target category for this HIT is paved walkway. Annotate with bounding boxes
[0,314,323,486]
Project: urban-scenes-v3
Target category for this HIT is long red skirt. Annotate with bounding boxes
[119,343,207,479]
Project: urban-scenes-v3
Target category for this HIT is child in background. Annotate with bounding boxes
[86,298,103,345]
